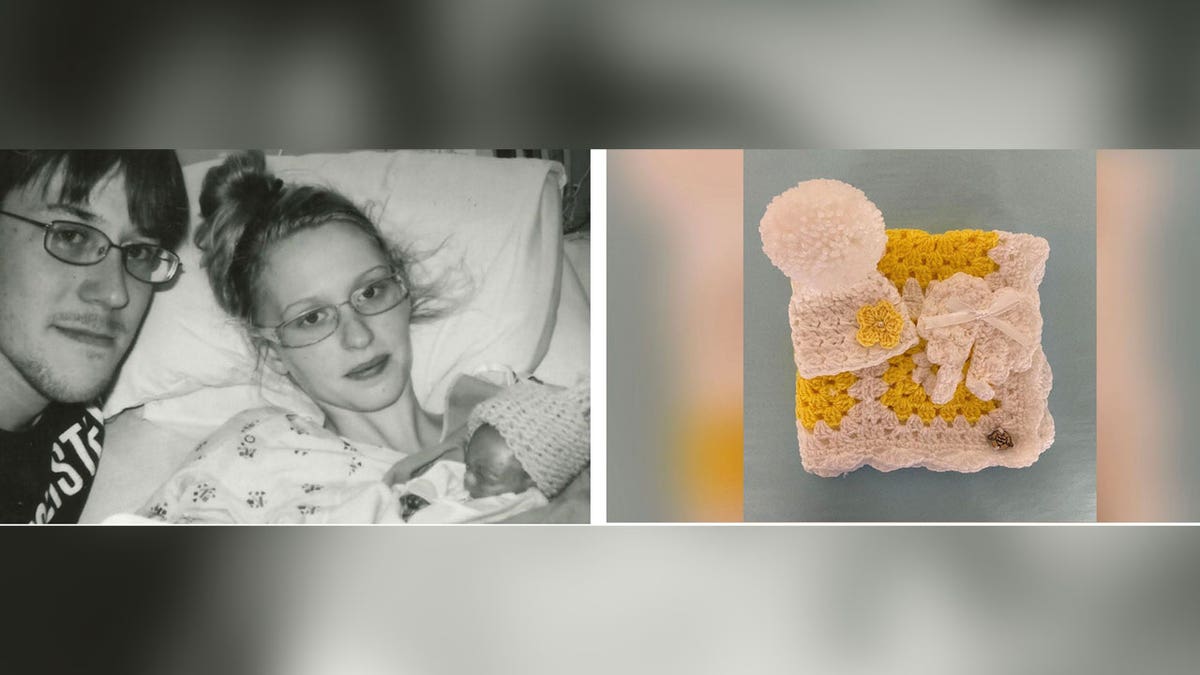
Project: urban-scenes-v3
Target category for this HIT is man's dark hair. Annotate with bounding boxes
[0,150,189,250]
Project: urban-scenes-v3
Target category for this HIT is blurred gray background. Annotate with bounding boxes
[6,2,1198,148]
[744,150,1096,522]
[125,527,1200,675]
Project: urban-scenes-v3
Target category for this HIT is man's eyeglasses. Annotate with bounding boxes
[254,270,411,348]
[0,208,181,284]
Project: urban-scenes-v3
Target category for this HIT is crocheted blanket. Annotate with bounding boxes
[762,180,1054,477]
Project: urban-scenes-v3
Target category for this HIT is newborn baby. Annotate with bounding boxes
[399,379,590,523]
[462,424,537,498]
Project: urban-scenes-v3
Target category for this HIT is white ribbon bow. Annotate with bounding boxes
[919,287,1034,347]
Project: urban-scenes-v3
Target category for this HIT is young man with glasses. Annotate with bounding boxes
[0,151,188,523]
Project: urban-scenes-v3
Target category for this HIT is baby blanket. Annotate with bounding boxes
[760,179,1054,477]
[398,461,548,524]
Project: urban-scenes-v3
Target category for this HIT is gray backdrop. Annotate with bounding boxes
[744,151,1096,521]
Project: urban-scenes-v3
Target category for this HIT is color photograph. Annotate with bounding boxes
[744,150,1096,521]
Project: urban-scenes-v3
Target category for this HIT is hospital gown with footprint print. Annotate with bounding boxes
[136,405,547,524]
[138,408,407,523]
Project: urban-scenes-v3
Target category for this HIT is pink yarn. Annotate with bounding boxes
[759,178,887,291]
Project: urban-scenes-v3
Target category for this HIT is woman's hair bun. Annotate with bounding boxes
[194,150,288,319]
[198,149,276,223]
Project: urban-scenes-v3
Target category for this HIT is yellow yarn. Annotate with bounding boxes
[878,229,999,291]
[795,228,1001,430]
[880,342,998,425]
[795,371,858,431]
[855,299,904,348]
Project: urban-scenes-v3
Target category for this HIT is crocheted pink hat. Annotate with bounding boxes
[467,380,590,497]
[760,179,919,377]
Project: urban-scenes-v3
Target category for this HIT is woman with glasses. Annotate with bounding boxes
[138,151,584,523]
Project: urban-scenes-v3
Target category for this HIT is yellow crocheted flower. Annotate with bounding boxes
[856,299,904,348]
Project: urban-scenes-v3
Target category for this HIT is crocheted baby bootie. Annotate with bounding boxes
[760,179,918,378]
[916,272,1043,404]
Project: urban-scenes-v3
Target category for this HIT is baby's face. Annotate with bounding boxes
[463,424,535,499]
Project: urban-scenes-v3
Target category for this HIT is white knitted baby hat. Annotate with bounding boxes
[467,379,590,498]
[760,179,918,377]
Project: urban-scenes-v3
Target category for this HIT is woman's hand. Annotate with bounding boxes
[383,427,468,485]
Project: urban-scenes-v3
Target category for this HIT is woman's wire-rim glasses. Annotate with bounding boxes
[254,269,411,348]
[0,208,181,284]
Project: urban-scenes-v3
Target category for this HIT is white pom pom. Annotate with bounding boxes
[759,179,887,291]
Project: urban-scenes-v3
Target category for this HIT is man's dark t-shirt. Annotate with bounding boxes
[0,403,104,523]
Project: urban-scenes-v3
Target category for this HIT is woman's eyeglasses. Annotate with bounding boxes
[256,271,411,348]
[0,208,181,285]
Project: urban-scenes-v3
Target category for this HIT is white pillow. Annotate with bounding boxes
[105,150,567,422]
[533,233,591,388]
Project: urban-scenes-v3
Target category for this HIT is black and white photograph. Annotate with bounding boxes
[0,149,591,524]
